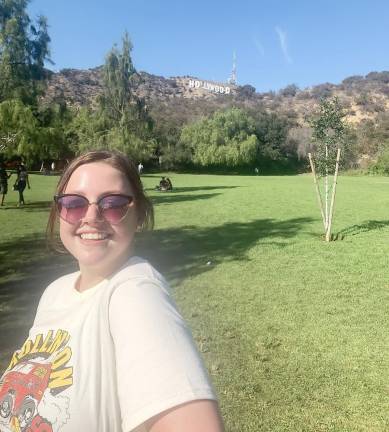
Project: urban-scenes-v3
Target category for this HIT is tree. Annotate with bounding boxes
[252,111,291,162]
[308,97,348,241]
[286,126,313,160]
[0,0,51,104]
[73,32,156,161]
[0,99,73,165]
[0,99,36,157]
[279,84,299,97]
[34,100,75,162]
[99,32,135,122]
[179,108,259,167]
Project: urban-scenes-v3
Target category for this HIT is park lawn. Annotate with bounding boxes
[1,172,389,431]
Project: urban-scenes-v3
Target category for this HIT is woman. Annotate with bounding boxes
[15,162,30,206]
[0,150,223,432]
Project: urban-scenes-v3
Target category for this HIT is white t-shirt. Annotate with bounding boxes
[0,257,215,432]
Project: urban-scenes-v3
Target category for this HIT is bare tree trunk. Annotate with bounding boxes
[325,148,341,242]
[325,145,329,231]
[308,153,326,231]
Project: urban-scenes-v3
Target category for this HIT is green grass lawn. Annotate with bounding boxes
[1,172,389,431]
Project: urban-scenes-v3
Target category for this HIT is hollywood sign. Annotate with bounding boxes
[188,79,231,95]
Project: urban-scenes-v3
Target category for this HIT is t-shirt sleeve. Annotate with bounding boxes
[109,277,216,432]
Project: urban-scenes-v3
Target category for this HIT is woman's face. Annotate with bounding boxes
[59,161,138,276]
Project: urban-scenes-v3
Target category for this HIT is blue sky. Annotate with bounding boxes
[28,0,389,93]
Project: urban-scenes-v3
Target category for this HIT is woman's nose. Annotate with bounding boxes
[82,203,104,223]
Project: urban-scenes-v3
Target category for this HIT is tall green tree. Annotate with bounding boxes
[308,97,348,241]
[0,0,51,104]
[100,32,135,122]
[91,32,155,161]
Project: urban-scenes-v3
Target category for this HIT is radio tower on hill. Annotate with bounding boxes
[228,51,237,85]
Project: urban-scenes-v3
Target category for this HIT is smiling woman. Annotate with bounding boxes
[0,150,224,432]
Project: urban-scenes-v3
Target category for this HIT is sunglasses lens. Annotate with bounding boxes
[57,195,88,224]
[99,195,132,223]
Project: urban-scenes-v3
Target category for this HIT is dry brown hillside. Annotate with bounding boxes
[43,67,389,128]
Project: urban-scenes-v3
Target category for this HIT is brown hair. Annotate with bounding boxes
[46,150,154,249]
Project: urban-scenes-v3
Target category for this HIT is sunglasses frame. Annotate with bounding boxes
[54,193,134,225]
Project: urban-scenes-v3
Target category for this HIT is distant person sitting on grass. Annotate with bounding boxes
[155,176,170,191]
[166,177,173,190]
[0,161,12,206]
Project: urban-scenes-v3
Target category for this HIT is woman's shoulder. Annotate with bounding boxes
[111,256,167,287]
[107,257,174,319]
[34,271,79,318]
[40,271,79,301]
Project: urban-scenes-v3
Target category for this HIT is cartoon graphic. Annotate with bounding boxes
[0,361,51,430]
[0,330,73,432]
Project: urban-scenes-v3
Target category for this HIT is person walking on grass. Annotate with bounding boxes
[0,161,11,206]
[0,150,224,432]
[15,162,30,206]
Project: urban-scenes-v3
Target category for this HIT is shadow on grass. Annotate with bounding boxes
[151,192,222,205]
[136,217,314,284]
[0,235,76,369]
[0,201,52,212]
[172,186,239,193]
[22,200,52,212]
[147,185,240,205]
[338,220,389,237]
[0,216,313,370]
[146,185,239,193]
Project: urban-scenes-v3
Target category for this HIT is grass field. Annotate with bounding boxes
[1,172,389,431]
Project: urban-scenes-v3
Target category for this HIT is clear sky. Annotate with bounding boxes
[28,0,389,93]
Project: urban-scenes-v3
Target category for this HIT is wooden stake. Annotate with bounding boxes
[325,148,341,242]
[308,152,326,231]
[325,145,329,230]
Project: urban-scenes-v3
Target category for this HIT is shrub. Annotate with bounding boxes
[370,148,389,175]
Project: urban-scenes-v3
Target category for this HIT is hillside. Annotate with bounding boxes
[44,67,389,129]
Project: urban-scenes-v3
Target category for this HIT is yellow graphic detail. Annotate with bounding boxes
[10,415,21,432]
[5,329,74,394]
[52,346,72,370]
[7,329,71,371]
[49,367,74,389]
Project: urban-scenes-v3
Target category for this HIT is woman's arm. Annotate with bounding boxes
[109,277,223,432]
[26,174,31,188]
[142,400,224,432]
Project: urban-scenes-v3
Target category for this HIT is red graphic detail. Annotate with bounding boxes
[26,415,53,432]
[0,360,52,431]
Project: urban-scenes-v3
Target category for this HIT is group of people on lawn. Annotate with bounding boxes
[1,159,175,207]
[0,161,30,206]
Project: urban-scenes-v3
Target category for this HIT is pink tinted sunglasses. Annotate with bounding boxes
[54,194,134,224]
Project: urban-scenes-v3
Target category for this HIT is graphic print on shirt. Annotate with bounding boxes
[0,330,73,432]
